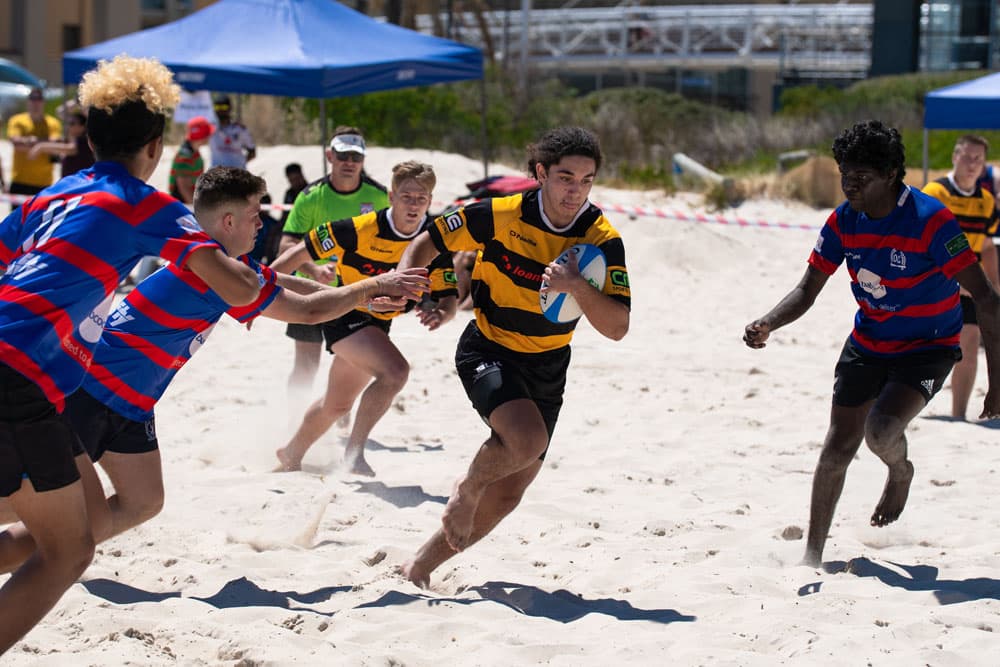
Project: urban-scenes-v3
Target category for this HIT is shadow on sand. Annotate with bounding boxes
[82,576,350,615]
[797,557,1000,604]
[345,480,448,508]
[921,414,1000,430]
[357,580,696,624]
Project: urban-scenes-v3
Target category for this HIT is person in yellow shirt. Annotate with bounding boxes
[922,134,1000,419]
[5,87,62,206]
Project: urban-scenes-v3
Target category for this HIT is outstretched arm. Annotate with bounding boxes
[185,247,261,306]
[743,265,830,349]
[956,263,1000,419]
[266,268,430,323]
[270,240,312,276]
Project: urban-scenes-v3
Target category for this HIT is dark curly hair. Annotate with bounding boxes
[527,126,602,178]
[831,120,906,186]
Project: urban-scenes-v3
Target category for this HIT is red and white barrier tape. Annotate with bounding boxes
[1,192,819,231]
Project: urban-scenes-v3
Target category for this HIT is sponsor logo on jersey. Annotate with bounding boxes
[315,225,336,253]
[360,203,375,214]
[500,255,543,283]
[508,229,537,247]
[889,248,907,270]
[857,268,887,299]
[443,269,457,284]
[79,293,115,344]
[945,233,971,256]
[368,245,392,255]
[610,269,629,287]
[108,302,135,328]
[444,213,464,232]
[814,234,824,252]
[176,214,204,235]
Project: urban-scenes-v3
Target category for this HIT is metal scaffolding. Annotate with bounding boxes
[414,3,872,79]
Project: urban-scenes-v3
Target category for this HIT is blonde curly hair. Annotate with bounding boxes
[78,55,179,114]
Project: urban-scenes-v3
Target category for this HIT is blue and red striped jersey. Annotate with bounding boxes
[0,162,214,410]
[80,248,280,421]
[808,186,978,356]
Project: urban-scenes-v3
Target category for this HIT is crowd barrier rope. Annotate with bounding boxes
[1,192,821,231]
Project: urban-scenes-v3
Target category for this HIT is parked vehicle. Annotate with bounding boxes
[0,58,62,122]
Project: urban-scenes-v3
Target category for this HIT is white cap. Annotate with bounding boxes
[330,133,366,155]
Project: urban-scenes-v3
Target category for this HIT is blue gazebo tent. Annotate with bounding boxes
[62,0,485,171]
[922,71,1000,182]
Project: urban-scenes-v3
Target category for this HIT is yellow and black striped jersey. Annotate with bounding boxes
[428,190,630,354]
[922,178,999,257]
[305,209,457,321]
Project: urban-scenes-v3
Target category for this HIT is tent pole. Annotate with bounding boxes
[922,128,929,187]
[480,77,489,179]
[320,98,328,177]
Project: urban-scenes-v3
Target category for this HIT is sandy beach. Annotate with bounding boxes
[2,141,999,665]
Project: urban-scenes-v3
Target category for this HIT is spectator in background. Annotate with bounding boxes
[131,115,215,285]
[282,162,307,226]
[28,107,95,178]
[5,87,62,206]
[209,95,256,169]
[169,116,214,204]
[278,127,389,403]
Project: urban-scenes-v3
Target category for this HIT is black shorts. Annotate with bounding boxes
[285,322,325,344]
[455,321,570,459]
[960,295,978,326]
[832,338,960,408]
[62,390,159,462]
[321,310,392,352]
[0,363,82,496]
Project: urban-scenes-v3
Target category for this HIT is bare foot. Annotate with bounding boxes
[346,454,375,477]
[442,476,480,552]
[273,448,301,472]
[396,560,430,589]
[870,460,914,527]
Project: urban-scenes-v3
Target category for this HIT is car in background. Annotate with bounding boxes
[0,57,62,122]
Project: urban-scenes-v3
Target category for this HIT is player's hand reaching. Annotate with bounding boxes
[743,319,771,349]
[374,268,430,301]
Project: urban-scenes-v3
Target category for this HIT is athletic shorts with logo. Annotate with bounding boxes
[321,309,392,352]
[63,389,159,462]
[832,338,960,407]
[455,321,570,460]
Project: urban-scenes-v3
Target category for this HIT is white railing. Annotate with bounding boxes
[414,4,872,75]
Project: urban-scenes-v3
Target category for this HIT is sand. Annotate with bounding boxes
[2,141,1000,665]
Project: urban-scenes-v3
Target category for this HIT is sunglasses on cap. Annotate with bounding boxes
[334,151,364,163]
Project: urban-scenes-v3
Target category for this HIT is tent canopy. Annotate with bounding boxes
[924,71,1000,130]
[62,0,483,98]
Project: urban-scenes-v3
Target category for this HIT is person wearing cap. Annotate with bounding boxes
[5,87,62,205]
[169,115,215,204]
[279,125,389,407]
[209,95,256,169]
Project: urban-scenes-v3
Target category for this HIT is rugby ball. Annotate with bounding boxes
[539,244,607,323]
